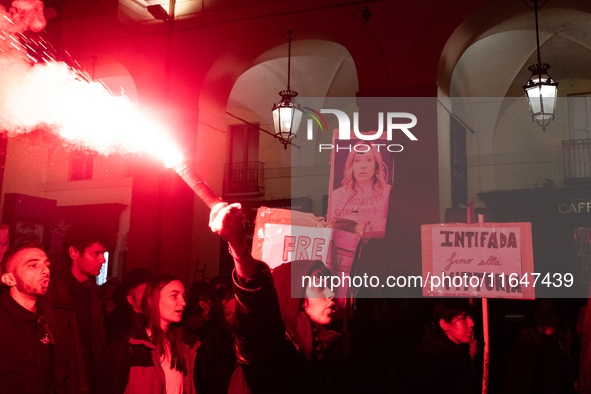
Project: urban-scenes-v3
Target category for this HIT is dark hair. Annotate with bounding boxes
[214,283,234,301]
[432,299,473,324]
[123,268,153,295]
[308,262,332,281]
[62,222,115,254]
[141,274,186,372]
[189,281,215,315]
[2,242,44,273]
[209,276,228,288]
[423,299,473,340]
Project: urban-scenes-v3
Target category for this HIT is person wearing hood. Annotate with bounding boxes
[209,203,341,394]
[0,242,52,394]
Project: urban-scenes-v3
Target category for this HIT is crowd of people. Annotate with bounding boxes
[0,205,584,393]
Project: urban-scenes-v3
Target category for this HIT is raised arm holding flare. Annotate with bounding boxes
[210,203,343,394]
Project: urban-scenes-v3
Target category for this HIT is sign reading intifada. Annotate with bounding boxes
[421,222,534,298]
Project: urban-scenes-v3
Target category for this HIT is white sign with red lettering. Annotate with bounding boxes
[261,224,333,266]
[252,207,362,303]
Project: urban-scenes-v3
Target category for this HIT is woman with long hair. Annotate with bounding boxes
[97,274,199,394]
[331,140,392,237]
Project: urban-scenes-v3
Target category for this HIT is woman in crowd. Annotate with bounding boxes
[210,202,344,394]
[505,298,577,394]
[97,274,199,394]
[415,299,478,394]
[331,141,392,237]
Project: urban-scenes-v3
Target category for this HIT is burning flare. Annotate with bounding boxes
[0,1,181,164]
[0,1,222,208]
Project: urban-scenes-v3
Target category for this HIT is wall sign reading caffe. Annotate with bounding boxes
[558,202,591,214]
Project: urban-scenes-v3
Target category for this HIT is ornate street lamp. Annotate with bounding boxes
[522,0,558,131]
[272,31,303,149]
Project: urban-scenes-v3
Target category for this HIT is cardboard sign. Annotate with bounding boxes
[328,132,395,239]
[252,207,362,302]
[421,222,534,298]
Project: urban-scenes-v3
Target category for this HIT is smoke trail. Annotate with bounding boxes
[0,1,181,163]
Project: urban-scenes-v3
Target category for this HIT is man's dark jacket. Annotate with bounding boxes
[0,291,52,394]
[38,256,106,394]
[415,331,476,394]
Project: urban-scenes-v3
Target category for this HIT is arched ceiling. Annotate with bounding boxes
[226,39,358,131]
[450,7,591,98]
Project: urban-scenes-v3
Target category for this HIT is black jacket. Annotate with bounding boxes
[505,328,577,394]
[415,331,476,394]
[37,257,106,394]
[229,260,338,394]
[0,291,52,394]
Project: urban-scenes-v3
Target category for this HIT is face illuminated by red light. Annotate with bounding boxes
[440,313,474,344]
[304,278,335,326]
[70,242,107,282]
[1,248,50,299]
[159,280,186,331]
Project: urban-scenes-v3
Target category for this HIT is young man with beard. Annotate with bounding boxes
[0,243,52,394]
[39,223,115,394]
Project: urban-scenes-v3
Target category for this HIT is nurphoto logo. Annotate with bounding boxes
[303,108,418,152]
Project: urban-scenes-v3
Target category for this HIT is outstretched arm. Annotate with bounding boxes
[209,202,257,279]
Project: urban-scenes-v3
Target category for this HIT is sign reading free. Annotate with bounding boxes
[421,222,534,298]
[251,207,362,302]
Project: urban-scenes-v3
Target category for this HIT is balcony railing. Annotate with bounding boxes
[563,139,591,184]
[223,161,264,196]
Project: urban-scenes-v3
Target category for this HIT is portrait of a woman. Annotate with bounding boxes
[330,140,393,238]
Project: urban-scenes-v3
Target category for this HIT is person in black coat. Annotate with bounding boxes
[0,243,52,394]
[415,299,478,394]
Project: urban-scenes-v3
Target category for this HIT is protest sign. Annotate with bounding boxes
[421,222,534,298]
[328,132,395,239]
[252,207,362,302]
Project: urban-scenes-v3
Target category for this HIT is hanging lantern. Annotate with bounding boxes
[272,31,303,149]
[522,0,559,131]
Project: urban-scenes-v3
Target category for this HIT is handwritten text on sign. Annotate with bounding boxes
[431,226,523,297]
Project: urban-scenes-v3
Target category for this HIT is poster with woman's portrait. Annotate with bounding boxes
[328,134,395,239]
